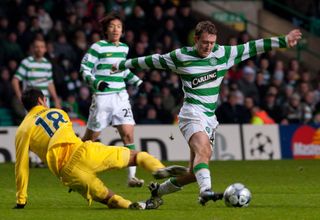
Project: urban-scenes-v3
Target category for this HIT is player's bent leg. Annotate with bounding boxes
[105,194,132,209]
[132,151,165,171]
[153,165,189,179]
[118,124,145,187]
[148,172,196,202]
[189,132,224,206]
[131,151,188,179]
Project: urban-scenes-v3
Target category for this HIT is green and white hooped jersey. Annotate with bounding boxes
[80,40,142,94]
[15,56,53,98]
[118,36,287,117]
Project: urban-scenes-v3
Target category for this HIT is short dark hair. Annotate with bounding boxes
[195,20,217,37]
[99,12,123,38]
[21,88,44,111]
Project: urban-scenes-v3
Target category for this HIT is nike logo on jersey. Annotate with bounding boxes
[106,53,113,57]
[191,70,217,88]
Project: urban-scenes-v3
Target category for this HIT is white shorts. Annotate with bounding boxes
[178,104,219,144]
[87,92,135,132]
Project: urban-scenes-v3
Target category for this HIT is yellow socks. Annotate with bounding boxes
[107,195,131,209]
[136,152,165,172]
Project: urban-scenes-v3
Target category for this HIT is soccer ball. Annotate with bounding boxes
[223,183,251,207]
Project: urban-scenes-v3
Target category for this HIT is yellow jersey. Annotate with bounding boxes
[15,105,83,204]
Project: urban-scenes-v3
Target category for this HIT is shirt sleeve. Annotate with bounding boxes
[15,130,30,205]
[15,59,28,81]
[47,63,53,83]
[123,69,143,87]
[117,51,177,72]
[80,44,99,87]
[224,36,287,69]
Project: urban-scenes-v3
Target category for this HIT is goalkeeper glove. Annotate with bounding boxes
[96,80,109,91]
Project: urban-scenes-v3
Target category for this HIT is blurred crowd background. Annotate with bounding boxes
[0,0,320,126]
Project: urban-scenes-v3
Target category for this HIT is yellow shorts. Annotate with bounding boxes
[58,141,130,203]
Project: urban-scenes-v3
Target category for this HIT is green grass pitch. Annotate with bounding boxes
[1,160,320,220]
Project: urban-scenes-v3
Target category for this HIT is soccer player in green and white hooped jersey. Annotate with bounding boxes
[80,13,144,187]
[12,39,61,109]
[114,21,302,206]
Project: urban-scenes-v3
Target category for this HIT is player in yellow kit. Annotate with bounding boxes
[14,88,187,210]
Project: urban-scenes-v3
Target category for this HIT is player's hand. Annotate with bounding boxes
[13,203,26,209]
[286,29,302,48]
[97,81,109,91]
[111,63,122,74]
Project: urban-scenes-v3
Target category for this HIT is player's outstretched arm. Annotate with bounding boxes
[225,29,302,68]
[286,29,302,48]
[113,52,176,72]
